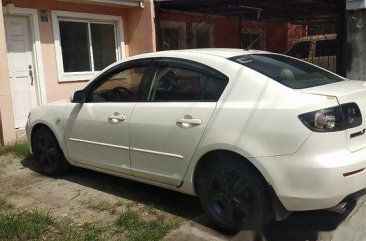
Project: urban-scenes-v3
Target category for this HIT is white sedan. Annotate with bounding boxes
[26,49,366,231]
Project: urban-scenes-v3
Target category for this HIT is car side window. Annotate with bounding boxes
[148,66,227,102]
[89,67,147,102]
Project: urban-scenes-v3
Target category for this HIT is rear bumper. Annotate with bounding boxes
[253,131,366,211]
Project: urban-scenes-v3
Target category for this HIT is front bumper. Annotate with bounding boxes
[252,131,366,211]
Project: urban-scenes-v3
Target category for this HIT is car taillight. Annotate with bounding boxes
[299,103,362,132]
[341,103,362,129]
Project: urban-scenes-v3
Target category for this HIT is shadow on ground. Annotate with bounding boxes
[193,208,348,241]
[21,157,352,241]
[21,157,202,220]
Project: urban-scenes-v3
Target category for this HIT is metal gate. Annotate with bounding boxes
[285,22,338,73]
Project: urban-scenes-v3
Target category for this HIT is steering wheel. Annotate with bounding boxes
[167,79,182,91]
[109,86,135,101]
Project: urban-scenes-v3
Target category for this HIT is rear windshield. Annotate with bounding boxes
[230,54,344,89]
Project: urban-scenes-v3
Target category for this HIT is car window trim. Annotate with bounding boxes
[153,57,228,80]
[143,57,229,103]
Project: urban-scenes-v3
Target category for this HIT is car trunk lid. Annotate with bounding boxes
[301,80,366,152]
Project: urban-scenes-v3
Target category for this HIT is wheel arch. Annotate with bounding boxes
[192,149,274,195]
[30,122,66,155]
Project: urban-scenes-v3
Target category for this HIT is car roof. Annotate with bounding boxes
[126,48,269,61]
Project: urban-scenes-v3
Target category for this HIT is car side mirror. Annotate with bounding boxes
[71,90,86,103]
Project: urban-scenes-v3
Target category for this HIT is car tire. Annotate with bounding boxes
[198,157,273,232]
[32,128,70,176]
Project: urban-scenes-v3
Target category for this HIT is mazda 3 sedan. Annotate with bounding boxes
[26,49,366,231]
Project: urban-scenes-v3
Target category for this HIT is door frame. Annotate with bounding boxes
[3,7,47,106]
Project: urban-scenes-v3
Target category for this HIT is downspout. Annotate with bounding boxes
[337,0,347,77]
[154,2,162,51]
[239,15,243,48]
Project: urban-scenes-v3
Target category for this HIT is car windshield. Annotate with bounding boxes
[230,54,344,89]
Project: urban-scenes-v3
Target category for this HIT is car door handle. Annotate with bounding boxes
[108,114,126,123]
[176,118,202,128]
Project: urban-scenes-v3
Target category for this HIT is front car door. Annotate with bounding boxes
[129,59,228,186]
[64,60,151,174]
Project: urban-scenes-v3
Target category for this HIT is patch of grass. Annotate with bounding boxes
[146,204,158,216]
[83,199,113,212]
[125,219,180,241]
[0,197,179,241]
[116,209,180,241]
[0,209,53,240]
[115,200,127,207]
[0,198,13,211]
[55,223,104,241]
[115,209,141,230]
[1,141,31,158]
[109,208,117,215]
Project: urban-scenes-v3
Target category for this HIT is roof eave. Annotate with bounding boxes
[57,0,141,7]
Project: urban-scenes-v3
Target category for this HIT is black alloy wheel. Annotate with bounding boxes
[32,128,69,175]
[207,169,255,225]
[198,158,272,232]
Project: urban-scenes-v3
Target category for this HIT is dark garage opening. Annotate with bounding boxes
[154,0,347,77]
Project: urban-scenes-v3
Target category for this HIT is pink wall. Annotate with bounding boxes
[2,0,155,102]
[0,0,17,144]
[160,11,241,49]
[125,1,156,56]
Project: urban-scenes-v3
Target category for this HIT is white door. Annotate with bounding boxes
[130,61,228,186]
[4,16,38,129]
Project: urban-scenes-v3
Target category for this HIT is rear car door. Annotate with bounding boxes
[64,60,151,174]
[129,59,228,186]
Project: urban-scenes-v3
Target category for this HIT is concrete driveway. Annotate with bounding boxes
[1,154,365,241]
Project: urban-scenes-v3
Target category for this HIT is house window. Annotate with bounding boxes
[192,23,214,48]
[59,20,116,72]
[195,30,210,48]
[241,28,266,50]
[53,11,124,82]
[161,21,186,50]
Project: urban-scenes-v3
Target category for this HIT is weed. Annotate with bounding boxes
[146,204,158,216]
[0,198,13,212]
[116,209,180,241]
[57,223,104,241]
[84,199,113,212]
[0,209,53,240]
[1,141,31,159]
[115,209,141,230]
[109,208,117,215]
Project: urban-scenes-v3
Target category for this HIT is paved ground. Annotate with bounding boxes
[1,154,365,241]
[164,198,366,241]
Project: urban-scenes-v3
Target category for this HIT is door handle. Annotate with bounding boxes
[28,65,33,86]
[108,114,126,123]
[177,118,202,128]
